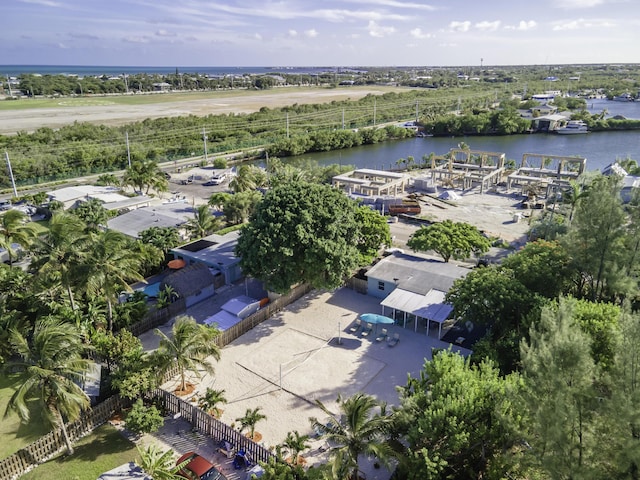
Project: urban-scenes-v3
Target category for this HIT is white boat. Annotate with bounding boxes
[612,93,634,102]
[556,120,588,135]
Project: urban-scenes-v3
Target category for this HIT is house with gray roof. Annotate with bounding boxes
[160,262,216,307]
[170,231,242,286]
[364,252,469,338]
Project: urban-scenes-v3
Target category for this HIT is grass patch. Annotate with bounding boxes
[20,424,138,480]
[0,374,52,459]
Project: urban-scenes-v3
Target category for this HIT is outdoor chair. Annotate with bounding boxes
[349,318,362,333]
[387,333,400,347]
[361,322,373,337]
[376,328,388,342]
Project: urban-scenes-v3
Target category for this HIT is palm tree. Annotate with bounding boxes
[123,159,168,195]
[229,165,257,193]
[152,315,221,392]
[185,204,219,240]
[31,212,88,310]
[311,393,395,480]
[0,209,39,267]
[3,318,91,455]
[564,179,589,222]
[282,430,311,465]
[135,445,183,480]
[236,406,267,440]
[198,387,226,417]
[84,230,143,331]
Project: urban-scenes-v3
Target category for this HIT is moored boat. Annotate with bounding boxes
[555,120,588,134]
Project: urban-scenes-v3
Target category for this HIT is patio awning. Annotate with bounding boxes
[380,288,452,338]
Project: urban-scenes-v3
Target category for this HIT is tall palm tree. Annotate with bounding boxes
[3,318,91,455]
[152,315,221,391]
[564,179,589,223]
[31,212,88,310]
[0,209,39,267]
[123,159,168,195]
[311,393,395,480]
[236,406,267,440]
[229,165,257,193]
[185,204,219,240]
[84,230,143,331]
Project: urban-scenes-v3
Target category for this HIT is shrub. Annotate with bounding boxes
[125,398,164,434]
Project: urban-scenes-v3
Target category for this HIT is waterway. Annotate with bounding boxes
[283,130,638,174]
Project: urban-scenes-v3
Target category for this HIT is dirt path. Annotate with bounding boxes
[0,87,404,134]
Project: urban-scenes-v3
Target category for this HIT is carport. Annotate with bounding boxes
[380,288,453,339]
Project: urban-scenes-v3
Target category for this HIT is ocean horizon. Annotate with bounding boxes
[0,65,364,77]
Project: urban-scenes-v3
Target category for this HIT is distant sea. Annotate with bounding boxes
[0,65,352,77]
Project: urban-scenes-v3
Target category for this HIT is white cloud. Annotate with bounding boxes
[122,35,150,44]
[155,29,177,37]
[19,0,61,7]
[505,20,537,31]
[367,20,395,38]
[554,0,606,8]
[345,0,438,11]
[552,18,615,30]
[410,28,432,39]
[288,29,298,37]
[475,21,501,32]
[449,21,471,33]
[305,29,319,38]
[254,33,262,40]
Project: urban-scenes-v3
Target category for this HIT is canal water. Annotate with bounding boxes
[280,99,640,173]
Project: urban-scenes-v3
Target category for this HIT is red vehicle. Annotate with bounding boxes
[176,452,227,480]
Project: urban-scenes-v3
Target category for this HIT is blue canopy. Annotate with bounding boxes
[360,313,395,325]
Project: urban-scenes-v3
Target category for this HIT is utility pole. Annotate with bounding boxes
[202,127,208,162]
[342,108,345,130]
[125,132,132,168]
[5,151,18,197]
[6,75,12,97]
[415,100,419,123]
[123,73,129,94]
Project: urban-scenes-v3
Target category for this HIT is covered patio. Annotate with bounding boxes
[380,288,453,339]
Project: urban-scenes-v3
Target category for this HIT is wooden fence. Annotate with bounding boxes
[0,395,128,480]
[150,389,275,465]
[126,298,187,337]
[345,277,368,295]
[213,283,313,347]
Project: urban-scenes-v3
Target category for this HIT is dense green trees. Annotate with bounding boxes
[236,180,389,293]
[0,209,39,266]
[396,351,522,479]
[407,220,490,263]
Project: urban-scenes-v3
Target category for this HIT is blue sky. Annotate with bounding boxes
[3,0,638,67]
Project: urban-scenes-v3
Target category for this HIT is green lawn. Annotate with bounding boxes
[20,424,138,480]
[0,374,52,459]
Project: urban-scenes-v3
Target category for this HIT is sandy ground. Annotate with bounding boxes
[142,287,470,480]
[0,87,401,134]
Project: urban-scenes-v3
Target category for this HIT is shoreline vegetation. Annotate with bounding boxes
[1,64,639,191]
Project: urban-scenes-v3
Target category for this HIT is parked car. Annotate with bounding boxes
[181,176,194,185]
[210,173,227,185]
[176,452,227,480]
[0,199,11,211]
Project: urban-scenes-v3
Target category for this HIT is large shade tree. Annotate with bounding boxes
[407,220,490,263]
[123,159,168,195]
[236,181,382,293]
[3,319,91,455]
